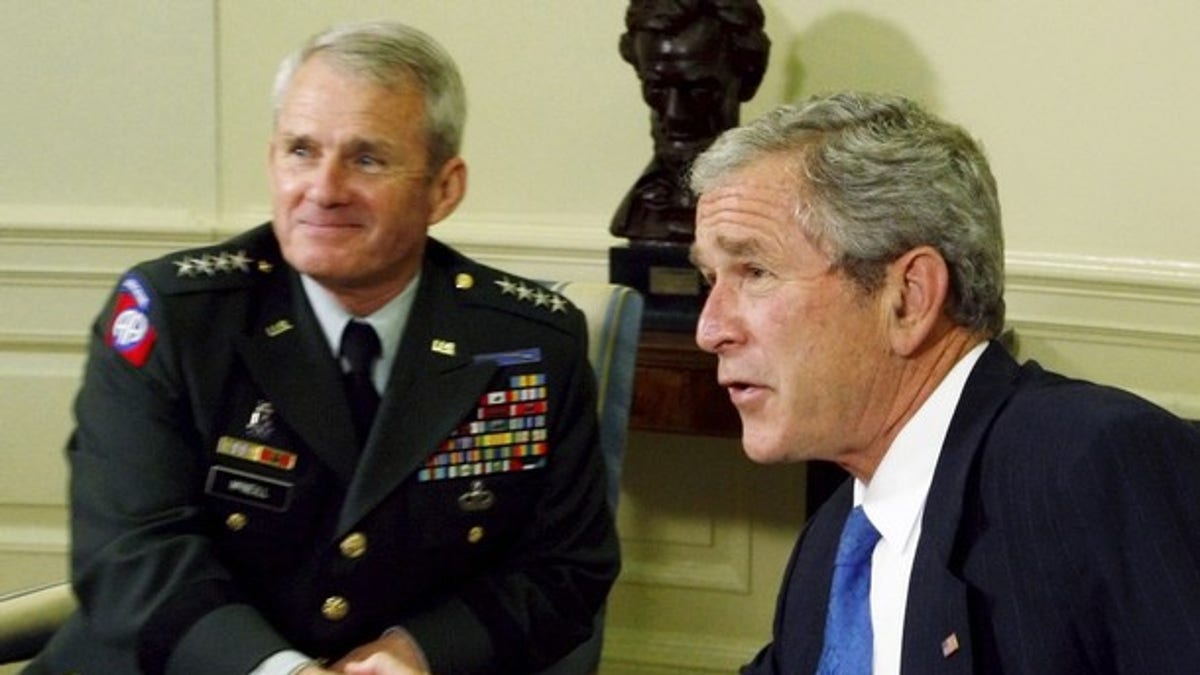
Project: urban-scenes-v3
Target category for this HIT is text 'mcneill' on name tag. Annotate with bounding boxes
[206,466,293,511]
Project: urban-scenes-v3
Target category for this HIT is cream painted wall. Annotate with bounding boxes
[2,2,1199,673]
[771,1,1200,261]
[0,1,217,221]
[4,1,1199,261]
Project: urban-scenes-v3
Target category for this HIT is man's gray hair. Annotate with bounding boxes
[273,20,466,172]
[690,92,1005,337]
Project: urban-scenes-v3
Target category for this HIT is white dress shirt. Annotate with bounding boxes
[855,342,986,675]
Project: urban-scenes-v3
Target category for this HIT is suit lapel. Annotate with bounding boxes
[336,261,498,534]
[234,270,359,486]
[902,342,1021,673]
[788,484,851,674]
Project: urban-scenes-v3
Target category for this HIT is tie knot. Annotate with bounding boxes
[340,320,381,376]
[836,506,881,566]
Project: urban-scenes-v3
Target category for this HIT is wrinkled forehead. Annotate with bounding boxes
[691,155,821,258]
[696,154,802,221]
[692,189,796,262]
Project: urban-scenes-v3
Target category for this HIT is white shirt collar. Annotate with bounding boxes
[300,273,420,392]
[855,342,987,552]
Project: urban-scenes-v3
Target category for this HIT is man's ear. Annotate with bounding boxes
[884,245,950,357]
[427,157,468,225]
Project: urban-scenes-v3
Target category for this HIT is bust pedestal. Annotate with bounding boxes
[609,243,703,333]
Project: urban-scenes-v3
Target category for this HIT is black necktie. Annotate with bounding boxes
[339,320,381,448]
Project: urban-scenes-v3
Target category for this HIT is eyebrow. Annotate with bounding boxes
[689,233,766,269]
[717,234,765,258]
[274,131,396,156]
[275,131,308,145]
[345,137,396,157]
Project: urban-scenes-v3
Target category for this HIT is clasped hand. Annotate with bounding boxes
[299,630,432,675]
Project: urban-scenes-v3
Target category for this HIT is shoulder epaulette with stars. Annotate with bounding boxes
[171,249,259,278]
[491,276,571,314]
[440,248,579,330]
[141,225,282,295]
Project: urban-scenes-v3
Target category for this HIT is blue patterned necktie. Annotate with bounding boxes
[817,505,881,674]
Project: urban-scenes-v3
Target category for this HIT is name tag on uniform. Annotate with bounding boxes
[206,466,292,511]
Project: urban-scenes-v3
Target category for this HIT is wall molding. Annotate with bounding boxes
[5,214,1200,294]
[1007,250,1200,292]
[5,214,1198,342]
[4,216,1199,347]
[0,506,68,555]
[0,204,213,243]
[618,539,750,593]
[603,626,763,674]
[0,331,84,353]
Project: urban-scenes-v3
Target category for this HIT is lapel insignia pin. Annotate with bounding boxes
[455,273,474,290]
[245,400,276,439]
[942,632,960,658]
[458,480,495,512]
[265,319,294,337]
[431,339,456,356]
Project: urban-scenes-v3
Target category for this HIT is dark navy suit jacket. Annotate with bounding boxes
[744,342,1200,674]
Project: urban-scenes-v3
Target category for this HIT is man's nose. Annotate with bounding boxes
[695,283,735,354]
[306,159,350,206]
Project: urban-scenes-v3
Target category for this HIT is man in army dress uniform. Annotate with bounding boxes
[30,20,618,675]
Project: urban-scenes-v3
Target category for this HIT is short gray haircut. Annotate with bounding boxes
[690,92,1005,337]
[272,20,467,173]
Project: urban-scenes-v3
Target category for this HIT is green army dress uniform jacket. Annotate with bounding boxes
[31,224,619,675]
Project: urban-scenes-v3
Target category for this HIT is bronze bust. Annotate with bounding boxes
[612,0,770,242]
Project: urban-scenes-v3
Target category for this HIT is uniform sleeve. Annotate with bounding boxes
[67,273,290,675]
[402,314,621,672]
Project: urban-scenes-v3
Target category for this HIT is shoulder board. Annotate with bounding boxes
[435,245,579,331]
[140,224,284,295]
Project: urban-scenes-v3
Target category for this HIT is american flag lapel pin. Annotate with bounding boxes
[941,632,960,658]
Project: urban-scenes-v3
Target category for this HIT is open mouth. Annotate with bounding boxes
[721,379,764,406]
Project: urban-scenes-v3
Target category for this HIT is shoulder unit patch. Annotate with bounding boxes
[106,273,157,367]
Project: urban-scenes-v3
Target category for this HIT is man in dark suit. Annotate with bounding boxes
[30,20,617,675]
[687,92,1200,674]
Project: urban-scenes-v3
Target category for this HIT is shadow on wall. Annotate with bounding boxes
[775,9,941,111]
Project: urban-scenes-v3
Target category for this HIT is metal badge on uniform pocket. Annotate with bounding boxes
[245,400,277,440]
[458,480,495,512]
